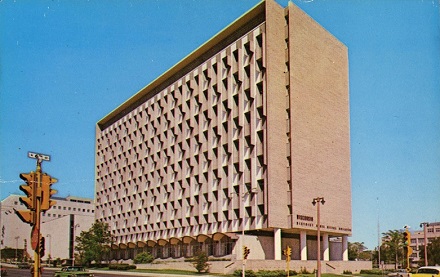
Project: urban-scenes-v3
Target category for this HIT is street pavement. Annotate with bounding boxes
[1,265,217,277]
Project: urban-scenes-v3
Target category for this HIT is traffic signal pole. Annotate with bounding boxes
[31,163,42,277]
[14,152,56,277]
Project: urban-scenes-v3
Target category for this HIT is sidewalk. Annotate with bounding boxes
[89,269,214,277]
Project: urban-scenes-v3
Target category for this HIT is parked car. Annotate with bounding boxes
[17,262,31,269]
[1,266,7,276]
[413,266,440,277]
[388,269,409,277]
[54,266,94,277]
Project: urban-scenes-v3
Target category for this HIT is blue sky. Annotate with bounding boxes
[1,0,439,250]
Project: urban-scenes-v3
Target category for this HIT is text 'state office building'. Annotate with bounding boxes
[95,0,351,262]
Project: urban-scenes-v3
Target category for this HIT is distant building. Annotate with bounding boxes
[95,0,351,267]
[410,222,440,263]
[0,194,94,260]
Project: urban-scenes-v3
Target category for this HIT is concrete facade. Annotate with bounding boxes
[95,0,351,267]
[0,194,94,260]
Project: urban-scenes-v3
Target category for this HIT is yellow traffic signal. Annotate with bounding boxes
[19,172,37,210]
[283,246,292,261]
[40,173,58,211]
[14,210,35,225]
[16,172,37,225]
[403,230,411,246]
[243,246,250,260]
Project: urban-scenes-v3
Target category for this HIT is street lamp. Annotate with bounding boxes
[72,224,80,266]
[15,236,20,262]
[420,222,429,266]
[46,234,52,266]
[312,197,325,277]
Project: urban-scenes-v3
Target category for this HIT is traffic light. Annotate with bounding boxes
[15,172,37,225]
[403,229,413,271]
[19,172,37,210]
[243,246,250,260]
[39,236,45,257]
[40,173,58,211]
[283,246,292,261]
[14,209,35,225]
[403,230,411,247]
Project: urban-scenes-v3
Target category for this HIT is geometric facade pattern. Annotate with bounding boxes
[96,25,266,245]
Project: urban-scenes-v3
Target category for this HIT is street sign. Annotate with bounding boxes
[28,152,50,161]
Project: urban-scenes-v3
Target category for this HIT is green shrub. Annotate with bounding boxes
[360,269,383,275]
[233,269,257,277]
[258,270,296,277]
[133,252,154,264]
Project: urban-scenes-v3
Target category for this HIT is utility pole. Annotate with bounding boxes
[14,152,58,277]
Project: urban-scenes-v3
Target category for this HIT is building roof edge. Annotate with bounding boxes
[97,0,267,130]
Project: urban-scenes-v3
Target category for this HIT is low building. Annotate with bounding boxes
[0,194,94,260]
[41,214,94,261]
[410,222,440,264]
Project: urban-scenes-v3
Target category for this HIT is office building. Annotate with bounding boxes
[95,0,351,264]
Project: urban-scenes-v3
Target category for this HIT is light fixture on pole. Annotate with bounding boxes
[312,197,325,277]
[15,236,20,262]
[72,224,80,266]
[420,222,429,266]
[46,234,52,265]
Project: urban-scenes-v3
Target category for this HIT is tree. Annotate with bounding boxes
[191,250,210,273]
[418,237,440,266]
[75,221,113,266]
[348,242,367,260]
[382,230,404,269]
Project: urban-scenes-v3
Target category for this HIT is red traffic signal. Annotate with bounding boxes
[39,236,45,257]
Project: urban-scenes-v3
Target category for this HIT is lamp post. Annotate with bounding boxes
[15,236,20,262]
[420,222,429,266]
[72,224,80,266]
[46,234,52,266]
[312,197,325,277]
